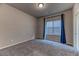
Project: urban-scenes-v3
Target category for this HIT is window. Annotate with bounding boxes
[45,20,61,38]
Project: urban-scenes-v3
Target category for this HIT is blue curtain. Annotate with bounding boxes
[61,14,66,44]
[43,18,45,39]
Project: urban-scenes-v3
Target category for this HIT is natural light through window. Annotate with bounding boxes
[45,20,61,39]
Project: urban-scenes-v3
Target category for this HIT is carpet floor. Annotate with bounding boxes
[0,39,78,56]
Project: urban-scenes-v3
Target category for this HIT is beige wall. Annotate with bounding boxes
[0,4,36,49]
[47,35,60,42]
[36,9,73,46]
[36,17,44,39]
[73,4,79,50]
[63,9,73,45]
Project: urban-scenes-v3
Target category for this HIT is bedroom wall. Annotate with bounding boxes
[36,9,73,46]
[73,3,79,51]
[0,4,36,49]
[35,17,44,39]
[63,9,73,46]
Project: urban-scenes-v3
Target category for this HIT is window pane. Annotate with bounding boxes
[46,21,53,27]
[54,27,61,35]
[54,20,61,27]
[45,20,61,37]
[47,27,53,35]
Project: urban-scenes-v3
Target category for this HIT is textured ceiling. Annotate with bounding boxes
[8,3,73,17]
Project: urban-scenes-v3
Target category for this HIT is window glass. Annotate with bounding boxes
[45,20,61,36]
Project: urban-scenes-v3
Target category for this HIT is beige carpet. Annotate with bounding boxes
[0,39,78,56]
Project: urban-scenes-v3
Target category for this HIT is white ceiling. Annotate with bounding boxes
[8,3,74,17]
